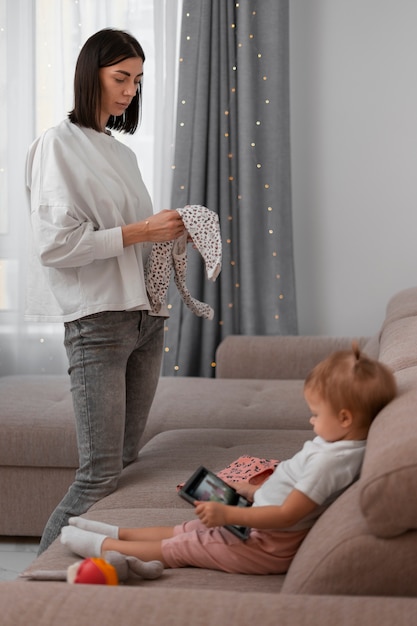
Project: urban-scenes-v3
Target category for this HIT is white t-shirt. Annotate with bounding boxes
[253,436,366,531]
[25,119,165,322]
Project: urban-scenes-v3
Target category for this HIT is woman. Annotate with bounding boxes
[26,28,185,553]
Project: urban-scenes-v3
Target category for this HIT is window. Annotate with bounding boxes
[0,0,181,375]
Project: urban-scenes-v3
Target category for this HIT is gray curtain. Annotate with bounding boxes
[162,0,297,377]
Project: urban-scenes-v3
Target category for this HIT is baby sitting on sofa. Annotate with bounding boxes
[61,343,396,575]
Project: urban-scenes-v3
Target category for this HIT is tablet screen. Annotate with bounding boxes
[188,472,240,505]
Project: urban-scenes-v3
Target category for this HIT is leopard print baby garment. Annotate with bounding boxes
[145,205,222,319]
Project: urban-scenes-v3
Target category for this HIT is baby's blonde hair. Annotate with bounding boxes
[304,342,397,425]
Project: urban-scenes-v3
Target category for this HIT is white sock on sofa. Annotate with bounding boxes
[60,526,106,558]
[68,517,119,539]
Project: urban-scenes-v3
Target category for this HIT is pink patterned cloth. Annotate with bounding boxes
[177,456,279,491]
[217,455,279,485]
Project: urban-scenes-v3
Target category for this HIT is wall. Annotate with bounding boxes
[289,0,417,336]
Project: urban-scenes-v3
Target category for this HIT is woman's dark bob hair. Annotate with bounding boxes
[68,28,145,134]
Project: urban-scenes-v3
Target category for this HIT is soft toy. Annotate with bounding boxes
[68,557,119,585]
[20,550,164,585]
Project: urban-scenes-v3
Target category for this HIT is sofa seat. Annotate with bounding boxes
[19,427,314,595]
[0,374,310,536]
[1,582,416,626]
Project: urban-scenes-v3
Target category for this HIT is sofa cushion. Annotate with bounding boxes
[379,316,417,372]
[359,372,417,538]
[378,286,417,372]
[380,286,417,329]
[358,285,417,538]
[215,336,369,380]
[282,481,417,597]
[87,428,313,514]
[143,377,310,444]
[0,375,310,467]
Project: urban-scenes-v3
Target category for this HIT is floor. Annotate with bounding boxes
[0,537,40,581]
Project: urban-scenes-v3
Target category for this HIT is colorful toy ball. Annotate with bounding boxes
[72,557,119,585]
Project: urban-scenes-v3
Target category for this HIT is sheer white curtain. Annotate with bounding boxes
[0,0,181,376]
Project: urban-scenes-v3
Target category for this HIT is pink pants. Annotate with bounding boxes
[161,519,309,575]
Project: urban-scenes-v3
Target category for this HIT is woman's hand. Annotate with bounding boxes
[122,209,185,247]
[144,209,186,242]
[194,501,229,528]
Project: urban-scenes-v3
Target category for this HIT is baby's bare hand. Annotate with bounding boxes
[194,501,227,528]
[233,481,258,502]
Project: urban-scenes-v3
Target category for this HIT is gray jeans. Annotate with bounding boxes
[38,310,164,554]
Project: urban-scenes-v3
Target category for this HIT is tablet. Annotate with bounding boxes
[178,465,251,540]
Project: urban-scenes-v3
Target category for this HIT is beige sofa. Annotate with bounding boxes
[1,286,417,625]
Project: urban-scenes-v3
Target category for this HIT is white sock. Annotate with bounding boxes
[60,526,106,558]
[68,517,119,539]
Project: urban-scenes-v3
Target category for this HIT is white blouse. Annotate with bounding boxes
[25,119,162,322]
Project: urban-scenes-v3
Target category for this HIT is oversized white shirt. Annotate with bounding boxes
[253,436,366,531]
[25,119,163,322]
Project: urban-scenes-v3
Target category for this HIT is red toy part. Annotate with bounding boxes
[74,558,118,585]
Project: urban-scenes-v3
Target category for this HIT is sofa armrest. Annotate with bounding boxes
[215,335,370,380]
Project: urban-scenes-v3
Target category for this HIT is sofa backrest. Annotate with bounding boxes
[360,286,417,538]
[215,336,369,380]
[283,286,417,597]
